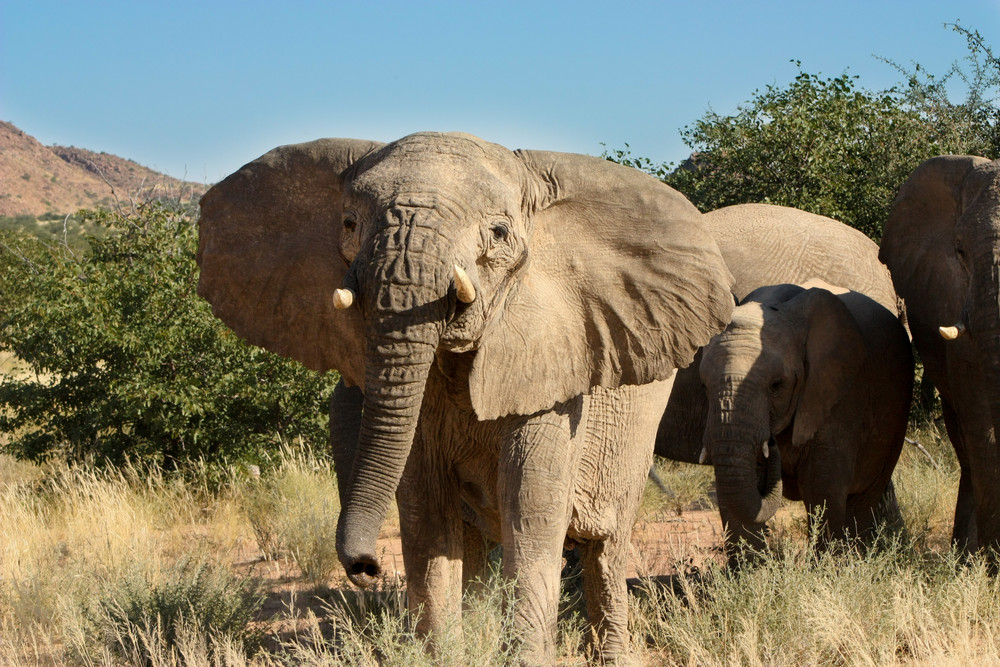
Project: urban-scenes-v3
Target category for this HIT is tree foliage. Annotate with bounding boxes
[608,23,999,242]
[0,205,338,467]
[666,68,944,240]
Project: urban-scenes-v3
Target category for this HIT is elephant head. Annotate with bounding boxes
[879,156,998,392]
[197,132,734,587]
[699,285,865,532]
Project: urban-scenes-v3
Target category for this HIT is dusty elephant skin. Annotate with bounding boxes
[880,155,1000,559]
[699,284,913,561]
[656,203,901,466]
[196,132,734,664]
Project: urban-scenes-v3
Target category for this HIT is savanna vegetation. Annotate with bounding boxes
[2,20,1000,667]
[0,204,337,468]
[0,419,983,665]
[607,22,1000,242]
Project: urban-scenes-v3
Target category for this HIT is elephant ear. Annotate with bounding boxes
[468,150,735,420]
[197,138,384,387]
[791,288,865,446]
[654,356,710,464]
[879,155,990,336]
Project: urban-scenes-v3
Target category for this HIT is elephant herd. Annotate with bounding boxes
[195,133,1000,665]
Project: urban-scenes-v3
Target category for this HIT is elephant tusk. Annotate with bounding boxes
[939,322,966,340]
[699,447,709,465]
[454,264,476,303]
[762,441,770,459]
[333,288,355,310]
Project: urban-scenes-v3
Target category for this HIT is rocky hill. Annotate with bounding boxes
[0,121,206,217]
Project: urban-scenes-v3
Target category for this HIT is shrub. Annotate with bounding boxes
[75,557,264,663]
[239,445,341,588]
[0,205,338,467]
[606,22,1000,243]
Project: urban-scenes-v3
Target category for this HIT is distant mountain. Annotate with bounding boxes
[0,121,207,217]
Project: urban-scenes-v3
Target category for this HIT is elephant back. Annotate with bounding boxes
[707,204,898,314]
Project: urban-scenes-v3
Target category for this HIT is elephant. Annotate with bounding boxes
[697,282,913,559]
[651,203,907,561]
[705,203,899,311]
[656,203,900,464]
[196,132,734,664]
[880,155,1000,557]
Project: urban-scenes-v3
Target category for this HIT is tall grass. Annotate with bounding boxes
[0,457,257,664]
[893,420,961,553]
[1,419,993,665]
[236,443,341,590]
[632,539,1000,665]
[641,457,716,520]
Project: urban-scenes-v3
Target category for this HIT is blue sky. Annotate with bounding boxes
[2,1,999,183]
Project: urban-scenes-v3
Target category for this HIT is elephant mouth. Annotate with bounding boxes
[439,252,529,353]
[440,299,486,352]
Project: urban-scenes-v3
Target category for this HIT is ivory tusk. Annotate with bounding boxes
[454,264,476,303]
[762,441,770,459]
[333,288,355,310]
[699,447,709,465]
[939,322,966,340]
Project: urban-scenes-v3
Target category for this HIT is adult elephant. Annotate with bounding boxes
[698,283,912,559]
[880,155,1000,556]
[197,132,734,664]
[657,203,899,465]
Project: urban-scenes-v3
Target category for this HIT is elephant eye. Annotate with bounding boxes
[955,237,968,261]
[770,379,783,392]
[490,223,509,241]
[344,217,357,233]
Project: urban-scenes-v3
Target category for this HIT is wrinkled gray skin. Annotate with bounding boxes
[653,204,904,560]
[655,207,899,448]
[706,204,899,311]
[880,155,1000,558]
[197,132,734,664]
[699,284,912,559]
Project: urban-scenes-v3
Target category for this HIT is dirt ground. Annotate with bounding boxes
[244,507,729,648]
[358,508,728,582]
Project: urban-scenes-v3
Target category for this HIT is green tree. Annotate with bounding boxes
[0,205,338,467]
[887,22,1000,161]
[607,23,999,242]
[663,67,960,241]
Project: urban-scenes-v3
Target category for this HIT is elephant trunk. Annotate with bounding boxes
[336,330,439,587]
[329,379,364,509]
[712,438,783,525]
[336,222,451,589]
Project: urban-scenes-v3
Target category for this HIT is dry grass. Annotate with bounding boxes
[0,418,989,665]
[640,457,717,521]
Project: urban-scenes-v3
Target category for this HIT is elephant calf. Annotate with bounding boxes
[699,282,913,560]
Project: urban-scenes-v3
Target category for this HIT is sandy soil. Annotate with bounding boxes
[242,507,729,650]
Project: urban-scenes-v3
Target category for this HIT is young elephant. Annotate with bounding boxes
[699,283,913,559]
[655,203,901,466]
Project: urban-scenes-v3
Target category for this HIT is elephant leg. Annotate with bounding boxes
[956,467,980,552]
[396,443,465,651]
[845,481,904,552]
[942,397,979,552]
[863,480,908,548]
[578,536,633,663]
[461,521,493,602]
[804,494,848,552]
[498,410,576,665]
